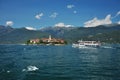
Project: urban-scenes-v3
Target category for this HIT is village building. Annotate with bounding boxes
[28,35,66,45]
[30,39,40,44]
[41,35,64,43]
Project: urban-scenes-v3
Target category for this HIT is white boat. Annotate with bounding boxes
[72,40,101,48]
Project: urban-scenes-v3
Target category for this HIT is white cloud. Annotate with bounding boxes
[84,14,112,27]
[118,21,120,24]
[54,22,74,27]
[116,11,120,16]
[35,13,43,19]
[113,11,120,18]
[67,5,75,9]
[65,24,74,27]
[25,27,36,30]
[55,23,65,27]
[6,21,14,26]
[50,12,58,18]
[73,11,77,14]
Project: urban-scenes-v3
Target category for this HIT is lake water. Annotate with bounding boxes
[0,44,120,80]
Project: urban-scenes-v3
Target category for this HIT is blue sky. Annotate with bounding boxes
[0,0,120,29]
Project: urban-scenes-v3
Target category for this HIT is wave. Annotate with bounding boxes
[22,65,39,72]
[7,70,10,73]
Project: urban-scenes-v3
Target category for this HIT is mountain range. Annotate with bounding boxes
[0,24,120,44]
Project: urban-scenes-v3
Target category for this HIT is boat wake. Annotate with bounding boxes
[101,46,113,49]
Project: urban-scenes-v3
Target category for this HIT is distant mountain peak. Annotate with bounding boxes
[0,25,13,29]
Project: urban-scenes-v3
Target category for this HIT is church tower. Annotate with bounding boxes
[49,35,52,41]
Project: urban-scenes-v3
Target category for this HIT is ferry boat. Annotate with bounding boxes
[72,40,101,48]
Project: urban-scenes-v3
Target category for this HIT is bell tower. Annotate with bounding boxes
[49,35,52,41]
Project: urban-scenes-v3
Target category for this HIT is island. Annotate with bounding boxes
[26,35,67,45]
